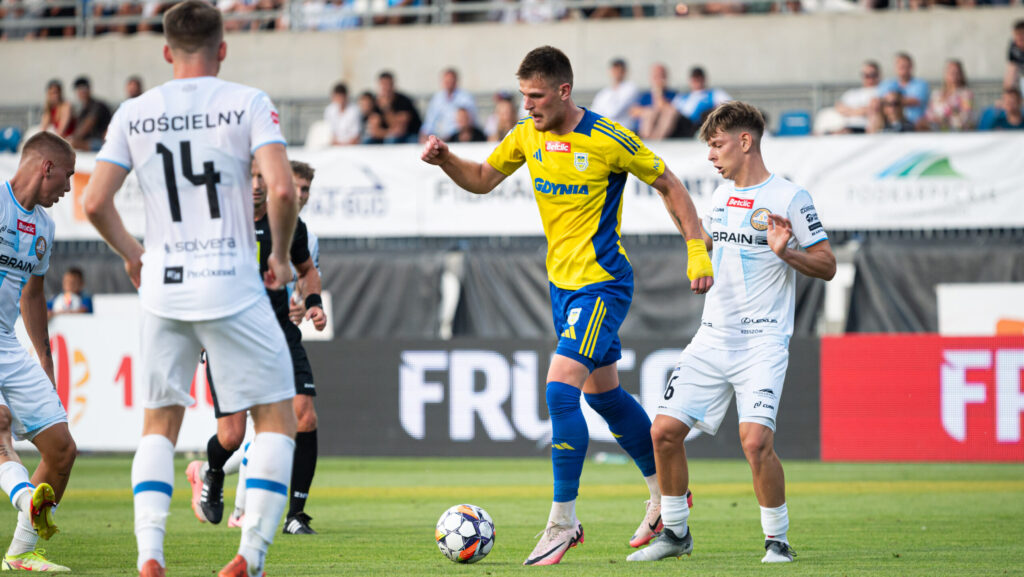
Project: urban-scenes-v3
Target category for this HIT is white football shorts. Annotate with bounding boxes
[0,336,68,441]
[140,297,294,414]
[657,340,789,435]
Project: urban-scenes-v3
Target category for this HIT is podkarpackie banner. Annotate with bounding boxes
[821,335,1024,462]
[1,132,1021,240]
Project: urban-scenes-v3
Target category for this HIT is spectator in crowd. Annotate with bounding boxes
[125,75,143,100]
[373,0,422,26]
[1006,19,1024,97]
[421,68,477,140]
[672,66,731,127]
[47,268,93,318]
[39,79,75,138]
[879,52,929,126]
[376,71,422,144]
[517,0,568,23]
[629,63,689,140]
[485,91,519,141]
[324,82,361,145]
[69,76,112,151]
[873,90,915,133]
[303,0,360,30]
[357,91,387,144]
[0,0,35,40]
[590,58,638,129]
[921,59,973,131]
[831,60,882,133]
[989,87,1024,130]
[446,107,487,142]
[39,0,75,38]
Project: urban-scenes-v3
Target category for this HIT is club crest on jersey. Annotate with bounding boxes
[34,236,46,260]
[567,307,582,326]
[17,220,35,235]
[750,208,771,231]
[574,152,589,171]
[545,141,571,153]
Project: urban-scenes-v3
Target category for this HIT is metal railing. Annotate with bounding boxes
[1,0,981,39]
[0,80,1008,145]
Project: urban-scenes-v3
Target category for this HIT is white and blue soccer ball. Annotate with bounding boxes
[435,504,495,563]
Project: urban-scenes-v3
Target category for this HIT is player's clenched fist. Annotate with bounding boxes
[420,135,450,165]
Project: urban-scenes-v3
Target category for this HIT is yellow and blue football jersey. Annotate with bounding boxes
[487,109,665,290]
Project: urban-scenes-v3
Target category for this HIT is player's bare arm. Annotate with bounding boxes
[767,214,836,281]
[20,274,55,386]
[84,162,145,288]
[420,135,506,194]
[651,169,714,294]
[254,143,298,289]
[294,257,327,331]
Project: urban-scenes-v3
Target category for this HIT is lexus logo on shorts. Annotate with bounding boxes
[164,266,184,284]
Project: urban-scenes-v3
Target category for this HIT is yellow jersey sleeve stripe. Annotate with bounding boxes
[584,300,607,358]
[593,125,638,154]
[578,297,603,356]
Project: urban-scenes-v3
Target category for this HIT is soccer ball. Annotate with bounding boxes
[435,504,495,563]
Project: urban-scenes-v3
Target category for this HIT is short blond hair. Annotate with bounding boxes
[22,132,74,162]
[698,101,765,144]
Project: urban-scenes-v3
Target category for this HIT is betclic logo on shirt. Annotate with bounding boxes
[16,220,35,235]
[545,141,571,153]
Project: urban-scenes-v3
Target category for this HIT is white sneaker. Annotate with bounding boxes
[629,500,662,547]
[523,520,584,566]
[626,527,693,562]
[762,540,796,563]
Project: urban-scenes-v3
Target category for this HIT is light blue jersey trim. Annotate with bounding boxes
[96,158,131,171]
[251,140,287,154]
[734,174,775,192]
[6,183,31,216]
[803,236,829,249]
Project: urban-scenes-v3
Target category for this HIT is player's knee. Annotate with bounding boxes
[0,409,12,434]
[219,428,244,452]
[651,419,685,450]
[740,434,771,461]
[41,430,76,471]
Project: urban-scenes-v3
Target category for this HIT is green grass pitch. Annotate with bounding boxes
[14,455,1024,576]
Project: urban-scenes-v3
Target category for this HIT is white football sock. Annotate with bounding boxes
[761,503,789,544]
[644,474,661,504]
[0,461,33,515]
[132,434,175,571]
[239,433,294,574]
[233,442,251,514]
[547,500,576,526]
[7,511,37,556]
[661,494,690,537]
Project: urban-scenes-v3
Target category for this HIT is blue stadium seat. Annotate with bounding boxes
[0,126,21,153]
[977,106,1000,131]
[776,110,812,137]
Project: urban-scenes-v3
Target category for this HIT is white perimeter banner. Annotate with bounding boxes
[1,132,1022,240]
[13,302,217,452]
[937,283,1024,336]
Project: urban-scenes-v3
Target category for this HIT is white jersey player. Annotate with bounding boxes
[83,3,300,577]
[0,133,78,572]
[628,102,836,565]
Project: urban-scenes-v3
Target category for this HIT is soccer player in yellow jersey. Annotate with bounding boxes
[421,46,713,566]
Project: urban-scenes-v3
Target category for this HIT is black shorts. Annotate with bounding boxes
[206,339,315,419]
